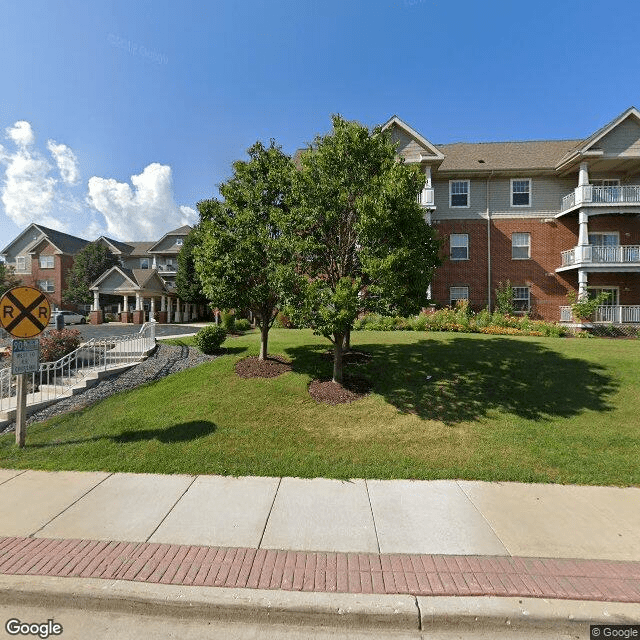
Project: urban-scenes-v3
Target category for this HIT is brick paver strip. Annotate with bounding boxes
[1,536,639,603]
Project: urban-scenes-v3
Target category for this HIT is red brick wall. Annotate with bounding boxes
[18,248,76,310]
[431,216,591,321]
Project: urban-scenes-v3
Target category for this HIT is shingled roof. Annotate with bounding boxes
[31,224,90,254]
[436,139,584,173]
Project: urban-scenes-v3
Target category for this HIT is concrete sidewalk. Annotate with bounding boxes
[0,469,639,631]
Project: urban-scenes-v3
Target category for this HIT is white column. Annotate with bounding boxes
[167,297,172,318]
[136,292,142,311]
[183,302,190,322]
[577,211,590,263]
[174,298,181,323]
[161,296,166,312]
[123,295,129,312]
[93,290,100,311]
[578,269,588,300]
[150,297,156,321]
[578,162,589,187]
[424,165,432,188]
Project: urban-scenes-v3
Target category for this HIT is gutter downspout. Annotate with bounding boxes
[486,171,494,311]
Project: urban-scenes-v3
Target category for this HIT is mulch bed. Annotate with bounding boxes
[320,349,372,365]
[308,375,371,405]
[235,355,292,378]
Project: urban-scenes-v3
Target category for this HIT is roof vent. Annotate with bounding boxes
[478,159,485,163]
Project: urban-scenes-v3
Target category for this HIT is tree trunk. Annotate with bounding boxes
[333,332,345,384]
[259,322,269,361]
[342,327,351,352]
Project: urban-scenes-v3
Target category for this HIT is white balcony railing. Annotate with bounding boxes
[561,185,640,211]
[559,305,640,324]
[560,245,640,267]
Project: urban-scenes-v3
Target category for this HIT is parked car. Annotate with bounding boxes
[49,310,87,325]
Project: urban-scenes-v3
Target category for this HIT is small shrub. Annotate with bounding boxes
[194,325,227,354]
[41,329,82,362]
[409,314,429,331]
[495,281,515,316]
[235,318,251,332]
[474,308,492,329]
[221,311,236,332]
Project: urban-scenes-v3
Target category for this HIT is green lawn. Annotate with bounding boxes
[1,329,638,486]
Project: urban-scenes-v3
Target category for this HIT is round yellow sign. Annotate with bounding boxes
[0,286,52,338]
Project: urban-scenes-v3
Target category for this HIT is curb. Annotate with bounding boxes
[0,575,639,632]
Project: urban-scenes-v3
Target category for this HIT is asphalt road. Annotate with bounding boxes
[41,321,208,341]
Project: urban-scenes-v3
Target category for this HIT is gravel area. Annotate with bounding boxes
[1,343,217,433]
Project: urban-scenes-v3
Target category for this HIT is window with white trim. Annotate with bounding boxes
[140,258,150,269]
[511,179,531,207]
[587,287,618,306]
[449,234,469,260]
[511,233,530,259]
[39,255,54,269]
[512,286,530,312]
[16,256,26,272]
[37,280,55,292]
[450,286,469,308]
[449,180,470,208]
[176,238,184,246]
[588,232,618,246]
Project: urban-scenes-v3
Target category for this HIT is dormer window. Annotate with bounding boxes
[176,238,184,246]
[140,258,149,269]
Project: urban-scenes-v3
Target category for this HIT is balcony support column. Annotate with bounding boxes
[578,162,589,187]
[578,269,588,301]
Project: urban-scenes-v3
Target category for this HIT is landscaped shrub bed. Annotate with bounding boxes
[353,303,568,338]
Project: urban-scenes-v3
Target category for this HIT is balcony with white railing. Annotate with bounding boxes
[418,187,435,208]
[561,184,640,213]
[558,244,640,270]
[560,305,640,324]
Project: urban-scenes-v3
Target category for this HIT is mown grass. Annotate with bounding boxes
[0,329,638,485]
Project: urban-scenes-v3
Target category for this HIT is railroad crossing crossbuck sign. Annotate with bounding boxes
[0,286,52,338]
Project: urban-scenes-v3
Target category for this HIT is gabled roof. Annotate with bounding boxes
[1,223,89,256]
[90,265,168,292]
[381,115,445,161]
[123,241,156,256]
[437,139,583,173]
[556,106,640,170]
[90,266,138,290]
[147,225,192,252]
[95,236,135,255]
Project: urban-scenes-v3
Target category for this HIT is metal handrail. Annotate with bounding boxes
[0,321,156,412]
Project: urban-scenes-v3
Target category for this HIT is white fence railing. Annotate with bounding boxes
[559,305,640,324]
[0,321,156,413]
[562,185,640,211]
[561,245,640,266]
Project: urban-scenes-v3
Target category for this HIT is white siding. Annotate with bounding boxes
[597,118,640,157]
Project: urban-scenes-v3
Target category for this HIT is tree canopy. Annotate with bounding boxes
[62,241,120,305]
[0,262,22,294]
[175,228,209,307]
[193,140,297,360]
[289,114,441,383]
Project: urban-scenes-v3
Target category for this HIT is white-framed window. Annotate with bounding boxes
[140,258,150,269]
[587,286,618,306]
[512,286,530,312]
[588,232,619,246]
[449,234,469,260]
[37,280,55,292]
[511,232,531,259]
[16,256,26,272]
[449,180,470,208]
[450,286,469,308]
[511,179,531,207]
[39,255,54,269]
[591,179,621,203]
[176,238,184,246]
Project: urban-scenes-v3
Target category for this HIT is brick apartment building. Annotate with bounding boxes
[1,224,200,323]
[383,106,640,323]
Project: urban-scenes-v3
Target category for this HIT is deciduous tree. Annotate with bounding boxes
[193,140,297,360]
[290,115,441,383]
[62,242,120,305]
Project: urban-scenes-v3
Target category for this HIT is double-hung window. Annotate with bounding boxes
[449,234,469,260]
[37,280,55,293]
[512,286,530,312]
[450,180,469,208]
[39,255,54,269]
[511,179,531,207]
[450,286,469,308]
[140,258,150,269]
[16,256,26,272]
[512,233,530,259]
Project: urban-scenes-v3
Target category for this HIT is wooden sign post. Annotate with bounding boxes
[0,287,51,448]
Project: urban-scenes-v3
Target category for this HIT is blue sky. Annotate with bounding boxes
[1,0,639,244]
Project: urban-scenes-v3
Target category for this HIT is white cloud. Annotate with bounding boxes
[47,140,80,185]
[0,121,80,230]
[6,121,35,147]
[87,163,198,240]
